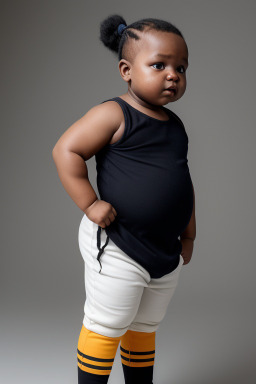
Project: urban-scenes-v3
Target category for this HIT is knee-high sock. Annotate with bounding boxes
[120,330,156,384]
[77,324,122,384]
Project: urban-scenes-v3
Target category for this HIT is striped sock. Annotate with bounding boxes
[77,324,122,383]
[120,330,156,384]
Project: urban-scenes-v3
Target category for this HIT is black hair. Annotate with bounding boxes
[99,14,185,62]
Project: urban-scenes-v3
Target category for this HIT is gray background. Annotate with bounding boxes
[1,0,256,383]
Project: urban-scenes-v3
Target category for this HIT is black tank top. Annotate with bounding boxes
[95,96,194,278]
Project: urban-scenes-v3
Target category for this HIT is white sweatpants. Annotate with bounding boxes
[78,214,184,338]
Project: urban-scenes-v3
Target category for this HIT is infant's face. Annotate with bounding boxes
[128,30,189,106]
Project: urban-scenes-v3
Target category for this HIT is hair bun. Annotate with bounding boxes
[99,14,127,54]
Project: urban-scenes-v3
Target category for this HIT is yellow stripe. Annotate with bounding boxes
[78,365,112,375]
[120,352,155,367]
[121,360,155,368]
[77,356,112,375]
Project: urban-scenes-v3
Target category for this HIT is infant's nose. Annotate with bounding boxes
[167,72,178,81]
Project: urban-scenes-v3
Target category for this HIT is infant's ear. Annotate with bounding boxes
[118,59,131,82]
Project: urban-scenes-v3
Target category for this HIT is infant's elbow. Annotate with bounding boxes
[52,146,58,159]
[52,144,64,161]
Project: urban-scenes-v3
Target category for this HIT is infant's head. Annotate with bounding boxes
[100,15,189,105]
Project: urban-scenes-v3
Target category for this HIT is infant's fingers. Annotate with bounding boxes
[101,213,115,228]
[99,207,117,228]
[112,207,117,216]
[106,211,116,225]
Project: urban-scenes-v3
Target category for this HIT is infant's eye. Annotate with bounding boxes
[152,63,164,70]
[178,65,186,74]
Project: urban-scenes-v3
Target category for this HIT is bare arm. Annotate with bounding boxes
[52,147,98,213]
[180,182,196,241]
[52,101,123,226]
[179,182,196,265]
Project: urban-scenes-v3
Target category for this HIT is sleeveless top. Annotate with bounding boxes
[94,96,194,279]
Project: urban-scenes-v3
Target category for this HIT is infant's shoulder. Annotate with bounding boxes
[165,107,185,127]
[85,99,125,146]
[93,99,125,125]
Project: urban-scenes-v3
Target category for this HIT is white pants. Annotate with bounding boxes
[78,214,184,338]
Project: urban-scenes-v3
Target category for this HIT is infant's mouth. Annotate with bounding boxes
[165,88,177,95]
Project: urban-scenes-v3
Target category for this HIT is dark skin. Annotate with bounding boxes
[52,29,196,265]
[118,29,189,112]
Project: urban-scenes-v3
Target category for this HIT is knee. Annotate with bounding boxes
[128,321,160,333]
[94,312,136,333]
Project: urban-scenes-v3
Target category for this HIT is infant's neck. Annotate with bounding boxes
[119,93,168,120]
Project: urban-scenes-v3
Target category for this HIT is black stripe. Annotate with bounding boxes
[120,354,155,363]
[77,357,112,370]
[77,348,114,362]
[120,346,155,355]
[96,226,110,273]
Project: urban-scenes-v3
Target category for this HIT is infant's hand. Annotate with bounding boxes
[84,199,117,228]
[180,238,194,265]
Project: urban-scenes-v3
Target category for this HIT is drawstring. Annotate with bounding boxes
[96,226,110,273]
